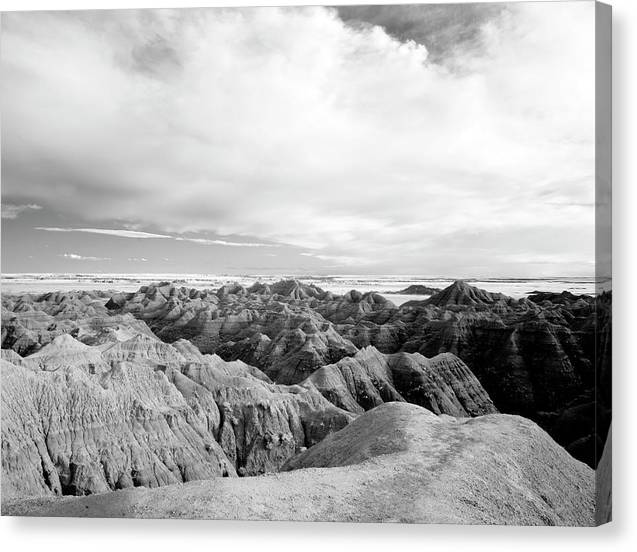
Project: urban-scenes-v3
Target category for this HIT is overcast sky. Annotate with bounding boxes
[1,3,595,277]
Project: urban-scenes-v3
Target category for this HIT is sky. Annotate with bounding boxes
[1,3,596,277]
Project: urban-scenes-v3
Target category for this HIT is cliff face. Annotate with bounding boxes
[1,332,353,498]
[159,358,353,476]
[1,354,235,498]
[304,346,497,417]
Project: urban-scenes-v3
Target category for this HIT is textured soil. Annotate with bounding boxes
[3,403,594,525]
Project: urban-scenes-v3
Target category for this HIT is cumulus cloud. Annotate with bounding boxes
[2,203,42,219]
[61,253,110,261]
[1,4,595,275]
[336,3,507,65]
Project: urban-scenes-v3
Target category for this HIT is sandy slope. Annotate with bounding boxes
[3,403,594,525]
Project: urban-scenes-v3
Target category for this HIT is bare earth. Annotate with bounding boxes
[3,403,594,525]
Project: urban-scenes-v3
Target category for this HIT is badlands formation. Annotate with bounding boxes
[1,279,610,524]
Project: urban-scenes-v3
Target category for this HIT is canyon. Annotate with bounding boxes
[1,279,610,524]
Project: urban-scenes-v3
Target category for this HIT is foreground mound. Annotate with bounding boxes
[3,403,594,525]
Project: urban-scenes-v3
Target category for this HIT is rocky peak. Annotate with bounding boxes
[425,280,509,307]
[31,333,90,355]
[269,279,326,300]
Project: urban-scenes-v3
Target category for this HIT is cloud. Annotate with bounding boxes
[336,3,507,65]
[61,253,110,261]
[174,237,276,247]
[36,227,173,239]
[2,203,42,219]
[300,251,368,266]
[1,4,596,276]
[35,226,276,247]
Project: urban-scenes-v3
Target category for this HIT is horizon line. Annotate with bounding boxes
[0,272,602,280]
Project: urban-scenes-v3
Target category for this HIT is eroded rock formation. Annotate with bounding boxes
[397,282,611,466]
[4,403,595,526]
[2,278,611,477]
[1,332,353,498]
[304,346,497,416]
[389,284,441,295]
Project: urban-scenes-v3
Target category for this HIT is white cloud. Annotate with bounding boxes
[61,253,110,261]
[300,251,371,267]
[2,4,596,275]
[175,237,276,247]
[36,227,172,239]
[1,203,42,219]
[35,226,276,247]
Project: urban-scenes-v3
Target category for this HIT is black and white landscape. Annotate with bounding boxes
[0,3,610,525]
[0,278,611,523]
